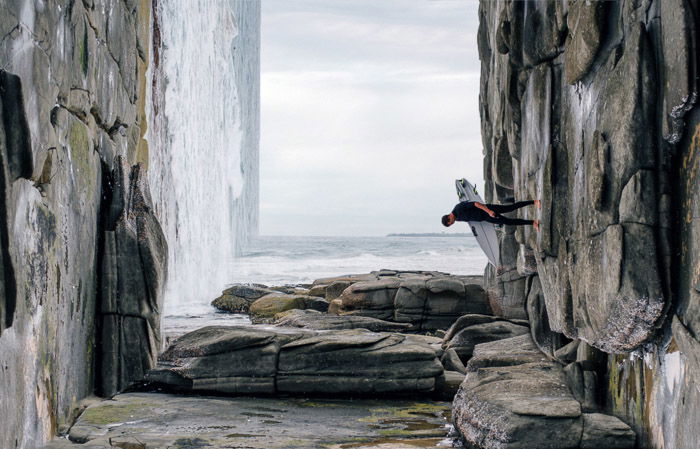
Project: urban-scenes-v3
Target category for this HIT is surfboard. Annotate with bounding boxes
[455,179,500,267]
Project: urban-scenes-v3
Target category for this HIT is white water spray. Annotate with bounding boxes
[148,0,260,315]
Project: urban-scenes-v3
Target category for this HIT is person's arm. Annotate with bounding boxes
[474,202,497,217]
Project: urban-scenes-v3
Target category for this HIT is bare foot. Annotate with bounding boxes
[533,219,540,231]
[534,199,541,209]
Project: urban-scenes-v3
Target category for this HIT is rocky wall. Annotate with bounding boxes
[0,1,165,447]
[476,0,698,447]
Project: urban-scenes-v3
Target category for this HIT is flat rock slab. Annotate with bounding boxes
[147,325,444,396]
[43,393,455,449]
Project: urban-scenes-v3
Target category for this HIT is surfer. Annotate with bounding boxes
[441,200,541,230]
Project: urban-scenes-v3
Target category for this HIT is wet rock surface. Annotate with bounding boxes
[99,159,167,397]
[42,392,455,449]
[0,0,159,445]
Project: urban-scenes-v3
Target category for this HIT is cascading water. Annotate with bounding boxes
[147,0,260,316]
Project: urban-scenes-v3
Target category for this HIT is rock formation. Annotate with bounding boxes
[324,270,490,331]
[453,335,636,449]
[0,1,166,446]
[98,158,167,397]
[146,325,445,396]
[459,0,700,447]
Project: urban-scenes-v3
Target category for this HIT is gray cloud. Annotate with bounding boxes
[261,0,483,235]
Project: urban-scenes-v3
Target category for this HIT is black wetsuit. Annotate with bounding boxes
[452,201,534,226]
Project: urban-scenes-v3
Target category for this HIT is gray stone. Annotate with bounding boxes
[99,159,167,397]
[443,314,501,345]
[307,284,327,297]
[249,294,329,323]
[0,0,158,444]
[466,334,546,372]
[659,0,698,144]
[453,359,583,449]
[435,370,466,401]
[330,272,489,331]
[564,0,607,84]
[329,279,398,320]
[41,393,453,449]
[325,280,354,299]
[554,340,580,364]
[526,275,563,358]
[453,334,635,449]
[581,413,636,449]
[441,348,466,374]
[444,320,530,363]
[274,309,412,332]
[147,325,444,396]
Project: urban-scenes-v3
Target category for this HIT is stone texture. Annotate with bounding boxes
[41,393,453,448]
[480,0,665,355]
[147,325,444,396]
[580,413,636,449]
[564,0,607,84]
[274,309,412,332]
[98,159,167,397]
[330,272,489,331]
[211,283,275,313]
[453,334,635,449]
[476,1,699,446]
[249,294,328,323]
[443,317,529,363]
[0,1,156,446]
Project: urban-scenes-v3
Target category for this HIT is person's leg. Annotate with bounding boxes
[487,200,534,214]
[485,215,534,226]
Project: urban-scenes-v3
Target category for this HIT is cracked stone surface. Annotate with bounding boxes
[42,393,455,449]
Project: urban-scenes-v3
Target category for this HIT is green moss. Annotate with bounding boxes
[359,402,448,423]
[80,22,88,76]
[81,401,153,425]
[68,120,95,183]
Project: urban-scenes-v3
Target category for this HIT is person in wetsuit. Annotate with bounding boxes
[442,200,541,230]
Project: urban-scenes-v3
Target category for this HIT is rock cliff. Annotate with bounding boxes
[0,1,166,447]
[468,0,699,447]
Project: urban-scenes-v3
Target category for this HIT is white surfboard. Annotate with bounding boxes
[455,179,500,267]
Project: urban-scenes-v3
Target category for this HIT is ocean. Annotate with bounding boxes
[163,235,487,335]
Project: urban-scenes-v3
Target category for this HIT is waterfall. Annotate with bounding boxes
[147,0,260,315]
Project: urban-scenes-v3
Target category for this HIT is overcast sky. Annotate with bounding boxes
[260,0,482,236]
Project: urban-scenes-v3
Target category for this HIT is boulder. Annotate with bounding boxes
[325,280,354,300]
[440,348,466,374]
[147,325,444,396]
[453,334,635,449]
[465,334,546,371]
[330,279,401,321]
[580,413,636,449]
[249,294,328,323]
[307,284,328,297]
[442,314,504,344]
[211,284,275,313]
[443,320,529,363]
